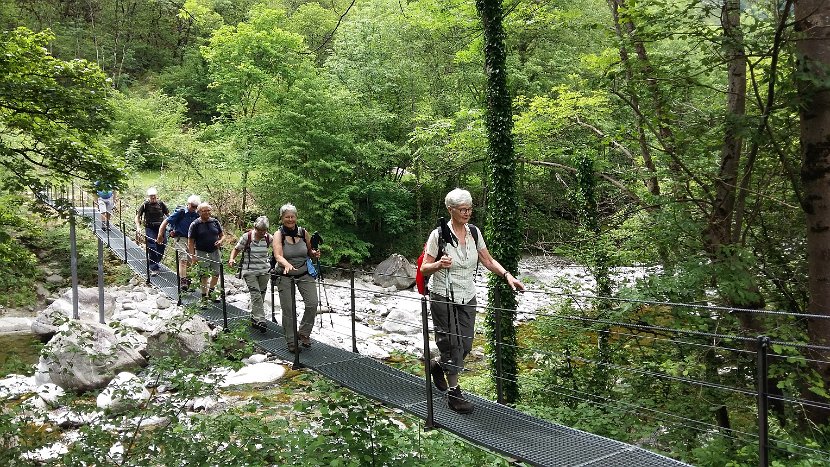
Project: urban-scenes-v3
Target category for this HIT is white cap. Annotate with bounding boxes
[146,187,158,196]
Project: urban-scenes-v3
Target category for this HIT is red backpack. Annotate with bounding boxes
[415,225,478,295]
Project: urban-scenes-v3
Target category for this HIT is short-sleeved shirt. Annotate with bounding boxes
[188,217,223,253]
[137,200,169,228]
[425,224,486,304]
[233,231,272,274]
[167,208,199,238]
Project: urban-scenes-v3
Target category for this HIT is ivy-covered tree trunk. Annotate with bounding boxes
[794,0,830,425]
[475,0,521,404]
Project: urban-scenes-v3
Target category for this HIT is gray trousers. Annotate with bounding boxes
[243,272,270,323]
[276,274,318,344]
[430,293,477,376]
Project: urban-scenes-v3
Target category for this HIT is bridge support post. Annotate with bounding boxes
[122,222,128,264]
[757,335,769,467]
[290,277,302,369]
[97,237,105,324]
[270,275,276,323]
[175,249,182,306]
[144,235,151,285]
[350,270,357,353]
[219,260,228,330]
[421,296,435,429]
[494,287,504,405]
[69,213,79,320]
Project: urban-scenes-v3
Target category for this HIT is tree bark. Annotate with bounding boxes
[475,0,521,403]
[794,0,830,425]
[607,0,660,196]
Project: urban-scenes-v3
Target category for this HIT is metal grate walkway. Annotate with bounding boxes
[78,208,689,467]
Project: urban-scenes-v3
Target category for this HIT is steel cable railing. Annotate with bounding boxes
[59,181,830,465]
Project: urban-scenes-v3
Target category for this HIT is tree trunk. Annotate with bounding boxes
[475,0,521,403]
[607,0,660,196]
[794,0,830,425]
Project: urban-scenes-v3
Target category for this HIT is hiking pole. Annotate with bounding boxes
[175,248,182,306]
[311,231,332,329]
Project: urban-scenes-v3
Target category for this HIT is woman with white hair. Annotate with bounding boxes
[419,188,525,414]
[229,216,273,332]
[272,203,321,352]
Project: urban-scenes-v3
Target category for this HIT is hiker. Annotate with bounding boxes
[187,202,225,305]
[94,181,116,231]
[419,188,525,414]
[272,203,321,353]
[135,187,169,275]
[156,194,201,291]
[229,216,272,333]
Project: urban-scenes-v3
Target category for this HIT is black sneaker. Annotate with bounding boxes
[251,319,267,333]
[448,386,473,414]
[430,360,448,392]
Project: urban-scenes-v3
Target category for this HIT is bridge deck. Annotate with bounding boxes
[79,208,688,466]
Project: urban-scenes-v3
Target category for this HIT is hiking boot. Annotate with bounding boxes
[251,319,267,333]
[448,386,473,414]
[179,277,189,291]
[299,334,311,348]
[286,342,300,354]
[430,360,448,392]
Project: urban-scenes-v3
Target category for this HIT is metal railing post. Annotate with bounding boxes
[350,269,357,353]
[757,336,770,467]
[97,237,105,324]
[219,259,228,330]
[421,296,435,429]
[122,222,128,264]
[175,248,182,306]
[69,213,79,320]
[270,275,276,322]
[495,287,504,405]
[144,235,151,285]
[291,277,301,369]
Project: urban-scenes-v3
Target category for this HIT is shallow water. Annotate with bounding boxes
[0,333,41,376]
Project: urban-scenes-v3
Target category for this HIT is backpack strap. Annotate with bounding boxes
[281,226,306,246]
[469,224,479,248]
[468,223,481,278]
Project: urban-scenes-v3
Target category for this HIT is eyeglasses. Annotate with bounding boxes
[456,207,473,214]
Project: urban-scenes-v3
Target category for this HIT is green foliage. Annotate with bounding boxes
[105,90,191,169]
[0,194,38,306]
[0,27,125,194]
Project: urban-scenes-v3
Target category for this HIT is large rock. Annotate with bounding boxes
[41,320,147,393]
[31,287,117,340]
[145,314,213,360]
[372,254,416,290]
[381,308,421,335]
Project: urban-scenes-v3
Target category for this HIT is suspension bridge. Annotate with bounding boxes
[42,184,830,466]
